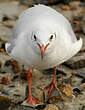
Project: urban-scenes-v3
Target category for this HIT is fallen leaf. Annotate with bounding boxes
[10,59,21,73]
[0,48,5,52]
[44,104,58,110]
[70,1,80,10]
[0,75,11,85]
[58,83,73,97]
[20,70,27,80]
[72,20,80,24]
[61,5,71,11]
[82,83,85,90]
[0,21,13,28]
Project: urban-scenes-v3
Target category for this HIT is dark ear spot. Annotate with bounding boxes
[54,33,56,39]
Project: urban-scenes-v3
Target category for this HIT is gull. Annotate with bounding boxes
[5,5,82,105]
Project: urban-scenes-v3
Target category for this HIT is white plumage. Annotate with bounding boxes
[5,4,82,70]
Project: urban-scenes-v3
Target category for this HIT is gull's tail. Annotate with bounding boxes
[71,38,83,56]
[58,37,83,65]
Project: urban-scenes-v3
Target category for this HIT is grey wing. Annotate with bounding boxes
[62,16,77,42]
[5,21,19,55]
[5,39,16,54]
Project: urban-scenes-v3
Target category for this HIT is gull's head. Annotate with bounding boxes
[30,28,56,60]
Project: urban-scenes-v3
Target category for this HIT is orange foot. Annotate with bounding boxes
[26,68,40,105]
[26,95,40,104]
[44,67,62,97]
[44,81,58,96]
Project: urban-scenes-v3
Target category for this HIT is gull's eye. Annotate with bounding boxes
[34,35,37,41]
[50,35,53,41]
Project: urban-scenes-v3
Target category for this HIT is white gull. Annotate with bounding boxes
[5,5,82,105]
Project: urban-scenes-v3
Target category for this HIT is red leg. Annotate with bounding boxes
[44,67,58,96]
[48,67,57,96]
[26,69,40,104]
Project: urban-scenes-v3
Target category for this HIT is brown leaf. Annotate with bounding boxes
[48,96,62,104]
[61,5,71,11]
[20,70,27,80]
[0,21,13,28]
[44,104,58,110]
[82,83,85,90]
[72,20,80,24]
[70,2,80,10]
[39,90,45,102]
[10,59,21,73]
[58,83,73,97]
[0,48,5,52]
[0,75,11,85]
